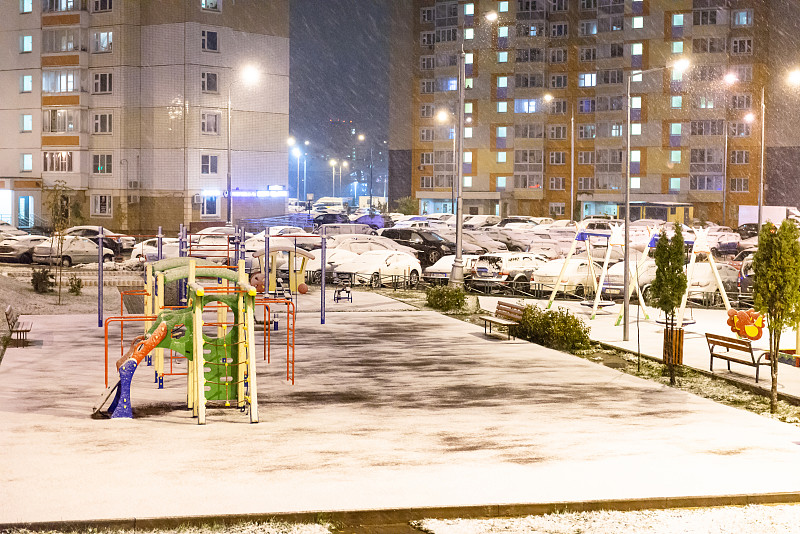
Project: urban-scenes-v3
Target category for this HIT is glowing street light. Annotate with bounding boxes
[227,65,260,225]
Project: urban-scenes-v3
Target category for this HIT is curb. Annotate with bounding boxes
[4,492,800,532]
[597,341,800,407]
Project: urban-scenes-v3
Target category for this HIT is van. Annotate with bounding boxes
[312,197,348,214]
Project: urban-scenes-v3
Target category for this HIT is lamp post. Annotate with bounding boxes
[226,65,259,226]
[436,110,457,214]
[292,147,302,200]
[340,160,349,200]
[757,84,766,233]
[358,134,375,212]
[623,59,689,341]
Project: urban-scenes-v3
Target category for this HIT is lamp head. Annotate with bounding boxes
[436,110,450,123]
[241,65,260,86]
[292,147,302,158]
[342,161,349,168]
[543,93,553,103]
[287,137,296,146]
[329,159,337,167]
[672,58,690,73]
[723,72,738,85]
[358,134,366,141]
[789,69,800,86]
[743,112,756,124]
[485,11,498,22]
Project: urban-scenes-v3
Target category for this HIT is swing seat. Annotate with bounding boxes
[580,300,615,308]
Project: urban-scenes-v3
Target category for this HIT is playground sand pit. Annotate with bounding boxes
[0,271,121,320]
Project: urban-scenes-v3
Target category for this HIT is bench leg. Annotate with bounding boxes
[755,365,759,384]
[710,355,714,372]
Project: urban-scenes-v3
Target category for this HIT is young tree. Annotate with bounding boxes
[650,224,688,385]
[42,180,73,305]
[752,220,800,413]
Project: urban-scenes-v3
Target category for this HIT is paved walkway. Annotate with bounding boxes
[477,295,800,399]
[2,290,800,525]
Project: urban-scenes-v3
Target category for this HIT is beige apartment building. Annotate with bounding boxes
[406,0,794,225]
[0,0,289,234]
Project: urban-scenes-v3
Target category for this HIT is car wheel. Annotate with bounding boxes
[310,270,322,284]
[574,284,584,298]
[509,245,522,252]
[409,270,420,288]
[370,272,381,289]
[19,252,32,264]
[61,256,72,268]
[428,250,442,264]
[512,275,529,293]
[103,254,113,263]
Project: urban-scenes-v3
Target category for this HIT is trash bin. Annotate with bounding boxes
[663,327,684,365]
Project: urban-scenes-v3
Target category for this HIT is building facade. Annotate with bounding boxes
[409,0,775,224]
[0,0,289,234]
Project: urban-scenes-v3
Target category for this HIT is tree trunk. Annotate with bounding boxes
[771,329,781,414]
[667,312,676,386]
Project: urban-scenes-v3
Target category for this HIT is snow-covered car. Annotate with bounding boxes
[328,234,418,257]
[524,239,562,260]
[462,214,500,228]
[0,221,28,237]
[601,258,657,299]
[423,254,479,285]
[129,237,180,261]
[304,248,360,282]
[532,258,601,296]
[470,252,548,292]
[333,250,422,288]
[706,226,741,255]
[33,236,115,267]
[0,235,48,263]
[686,262,739,304]
[432,229,487,254]
[464,230,508,252]
[63,225,135,251]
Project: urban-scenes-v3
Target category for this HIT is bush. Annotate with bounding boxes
[512,305,591,353]
[68,274,83,296]
[426,285,466,312]
[31,267,55,294]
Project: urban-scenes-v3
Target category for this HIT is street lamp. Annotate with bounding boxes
[721,72,739,227]
[450,10,499,287]
[622,58,690,341]
[436,110,457,214]
[226,65,260,225]
[340,161,349,198]
[292,147,302,200]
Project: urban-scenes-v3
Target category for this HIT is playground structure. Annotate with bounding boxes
[102,257,261,424]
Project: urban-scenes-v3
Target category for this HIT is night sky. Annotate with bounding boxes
[290,0,390,153]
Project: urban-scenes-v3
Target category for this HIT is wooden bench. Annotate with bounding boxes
[706,332,770,383]
[5,305,32,347]
[480,301,525,340]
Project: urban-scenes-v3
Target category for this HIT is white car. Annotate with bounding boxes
[0,235,48,263]
[63,225,135,251]
[423,254,479,285]
[0,221,28,237]
[462,214,501,228]
[130,238,179,261]
[33,236,115,267]
[328,234,418,258]
[706,225,741,255]
[304,248,360,282]
[432,229,487,254]
[532,258,601,296]
[470,252,548,292]
[333,250,422,288]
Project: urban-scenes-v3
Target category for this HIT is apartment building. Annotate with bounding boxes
[409,0,777,224]
[0,0,289,234]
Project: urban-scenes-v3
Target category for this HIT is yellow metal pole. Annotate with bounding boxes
[590,243,613,319]
[155,272,165,380]
[548,237,578,309]
[237,259,246,407]
[189,260,206,424]
[246,290,258,423]
[144,265,153,335]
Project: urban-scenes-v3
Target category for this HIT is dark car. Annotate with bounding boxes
[737,223,759,240]
[379,228,455,265]
[313,213,350,230]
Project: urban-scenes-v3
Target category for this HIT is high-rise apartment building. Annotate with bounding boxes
[0,0,289,234]
[408,0,790,224]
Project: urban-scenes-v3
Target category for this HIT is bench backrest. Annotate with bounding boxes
[706,333,754,355]
[496,301,525,322]
[5,305,18,329]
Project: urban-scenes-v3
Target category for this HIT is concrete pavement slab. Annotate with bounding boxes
[2,292,800,525]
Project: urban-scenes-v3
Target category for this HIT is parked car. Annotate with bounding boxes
[313,213,351,229]
[462,214,500,228]
[601,258,657,299]
[423,254,480,285]
[738,256,756,303]
[463,230,508,252]
[470,252,548,292]
[63,225,135,252]
[686,262,739,305]
[304,248,360,283]
[328,233,418,257]
[706,226,741,255]
[378,228,455,265]
[333,250,422,288]
[432,228,486,255]
[0,235,49,263]
[129,237,180,261]
[532,258,601,296]
[0,221,28,237]
[728,247,757,273]
[33,236,115,267]
[737,223,760,240]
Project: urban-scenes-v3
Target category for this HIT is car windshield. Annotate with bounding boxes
[419,231,443,241]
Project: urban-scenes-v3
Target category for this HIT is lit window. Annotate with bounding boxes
[201,195,218,217]
[631,150,641,163]
[497,51,508,63]
[672,14,684,26]
[631,96,642,109]
[670,123,682,135]
[20,0,32,13]
[464,28,474,40]
[670,177,681,191]
[20,35,32,53]
[465,53,473,64]
[632,17,643,29]
[464,176,472,187]
[92,31,113,53]
[464,152,472,163]
[464,3,474,15]
[201,111,221,134]
[465,102,473,113]
[21,153,32,172]
[672,41,683,54]
[497,152,507,163]
[201,0,220,11]
[498,1,508,12]
[631,177,640,189]
[672,69,683,82]
[671,96,682,109]
[92,195,113,216]
[20,114,32,132]
[670,150,681,163]
[497,126,507,137]
[497,76,508,88]
[20,75,32,93]
[464,127,473,138]
[498,26,509,38]
[497,176,507,188]
[631,43,643,55]
[464,78,473,90]
[497,101,507,113]
[631,70,642,82]
[631,123,641,135]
